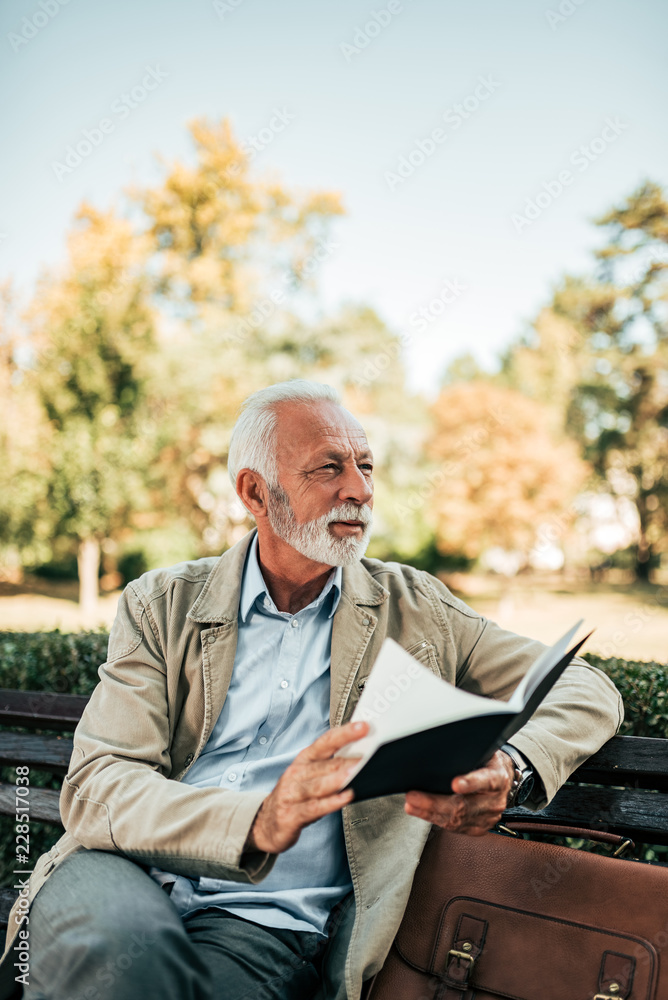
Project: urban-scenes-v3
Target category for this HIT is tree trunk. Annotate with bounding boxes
[634,527,654,582]
[78,537,100,617]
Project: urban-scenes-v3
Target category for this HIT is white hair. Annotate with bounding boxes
[228,379,342,491]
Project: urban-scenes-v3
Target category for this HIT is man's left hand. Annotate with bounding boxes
[404,750,515,836]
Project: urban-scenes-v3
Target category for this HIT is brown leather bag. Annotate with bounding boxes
[366,823,668,1000]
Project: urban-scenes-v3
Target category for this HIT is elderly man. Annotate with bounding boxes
[0,379,621,1000]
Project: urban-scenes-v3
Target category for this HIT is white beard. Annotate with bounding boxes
[267,487,373,566]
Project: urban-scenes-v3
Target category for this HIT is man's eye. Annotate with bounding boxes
[360,464,373,472]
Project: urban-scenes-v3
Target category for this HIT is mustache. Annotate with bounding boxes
[327,503,373,525]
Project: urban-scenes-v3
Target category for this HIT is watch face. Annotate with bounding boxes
[516,773,535,805]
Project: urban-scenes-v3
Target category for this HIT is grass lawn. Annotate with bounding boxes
[0,573,666,664]
[448,575,668,663]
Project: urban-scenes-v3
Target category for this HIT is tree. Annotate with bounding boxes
[135,117,343,324]
[130,119,429,559]
[24,204,160,614]
[0,282,52,577]
[121,118,348,553]
[504,182,668,579]
[425,382,588,564]
[7,117,432,598]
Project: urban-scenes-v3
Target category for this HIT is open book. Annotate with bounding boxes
[336,621,591,802]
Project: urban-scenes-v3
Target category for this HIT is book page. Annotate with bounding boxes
[336,638,512,769]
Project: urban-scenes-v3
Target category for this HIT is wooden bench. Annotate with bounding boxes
[0,688,667,930]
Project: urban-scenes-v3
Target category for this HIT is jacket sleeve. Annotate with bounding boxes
[60,583,276,883]
[431,584,624,808]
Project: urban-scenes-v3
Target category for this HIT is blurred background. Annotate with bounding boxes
[1,0,667,660]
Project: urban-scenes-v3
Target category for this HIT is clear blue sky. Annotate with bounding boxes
[2,0,666,396]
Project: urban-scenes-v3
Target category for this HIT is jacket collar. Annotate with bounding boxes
[186,530,255,624]
[186,529,388,624]
[341,558,389,608]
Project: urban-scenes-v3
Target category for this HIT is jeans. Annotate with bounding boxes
[21,849,327,1000]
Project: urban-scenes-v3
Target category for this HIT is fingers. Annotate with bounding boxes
[296,789,355,825]
[451,760,508,796]
[405,788,506,834]
[300,721,369,762]
[291,759,358,800]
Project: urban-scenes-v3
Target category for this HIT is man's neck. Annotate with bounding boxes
[255,533,335,615]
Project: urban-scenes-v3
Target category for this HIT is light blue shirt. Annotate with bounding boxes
[151,535,351,936]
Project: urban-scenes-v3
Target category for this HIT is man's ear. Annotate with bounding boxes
[236,469,269,519]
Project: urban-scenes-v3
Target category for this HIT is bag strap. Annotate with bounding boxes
[501,822,635,855]
[592,950,635,1000]
[436,913,487,999]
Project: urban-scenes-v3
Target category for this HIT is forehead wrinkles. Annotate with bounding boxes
[275,405,370,465]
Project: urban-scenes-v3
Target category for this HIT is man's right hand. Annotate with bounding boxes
[244,721,369,855]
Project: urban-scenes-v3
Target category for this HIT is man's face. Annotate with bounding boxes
[266,400,374,566]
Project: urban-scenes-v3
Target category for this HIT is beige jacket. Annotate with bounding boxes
[0,530,622,999]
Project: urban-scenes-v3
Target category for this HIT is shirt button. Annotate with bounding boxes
[184,753,194,766]
[228,773,237,782]
[206,634,216,644]
[291,619,299,628]
[362,618,370,626]
[259,736,268,745]
[280,680,289,689]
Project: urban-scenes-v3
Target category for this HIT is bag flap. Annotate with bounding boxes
[394,897,658,1000]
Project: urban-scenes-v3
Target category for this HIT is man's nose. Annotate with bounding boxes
[337,466,373,505]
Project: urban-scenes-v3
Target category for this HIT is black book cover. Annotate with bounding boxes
[345,633,590,803]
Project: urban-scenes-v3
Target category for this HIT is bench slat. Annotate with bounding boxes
[572,735,668,790]
[0,689,88,731]
[0,733,73,773]
[0,888,17,930]
[505,784,668,846]
[0,783,62,825]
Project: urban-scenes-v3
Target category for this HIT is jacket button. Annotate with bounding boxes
[362,618,370,627]
[184,753,194,766]
[206,634,216,644]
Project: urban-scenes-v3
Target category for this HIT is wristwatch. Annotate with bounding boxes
[501,743,535,807]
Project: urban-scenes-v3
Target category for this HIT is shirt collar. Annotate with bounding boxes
[239,534,342,623]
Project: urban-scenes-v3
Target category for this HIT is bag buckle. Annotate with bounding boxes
[447,948,475,967]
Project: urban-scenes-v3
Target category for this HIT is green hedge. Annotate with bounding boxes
[0,633,665,882]
[0,630,108,697]
[585,653,668,739]
[0,631,665,736]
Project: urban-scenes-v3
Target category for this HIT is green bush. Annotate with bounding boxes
[586,654,668,739]
[0,630,108,696]
[0,632,664,736]
[0,633,665,883]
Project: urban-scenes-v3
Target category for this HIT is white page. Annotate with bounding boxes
[336,638,512,779]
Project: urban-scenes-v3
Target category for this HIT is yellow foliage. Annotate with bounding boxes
[427,382,589,560]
